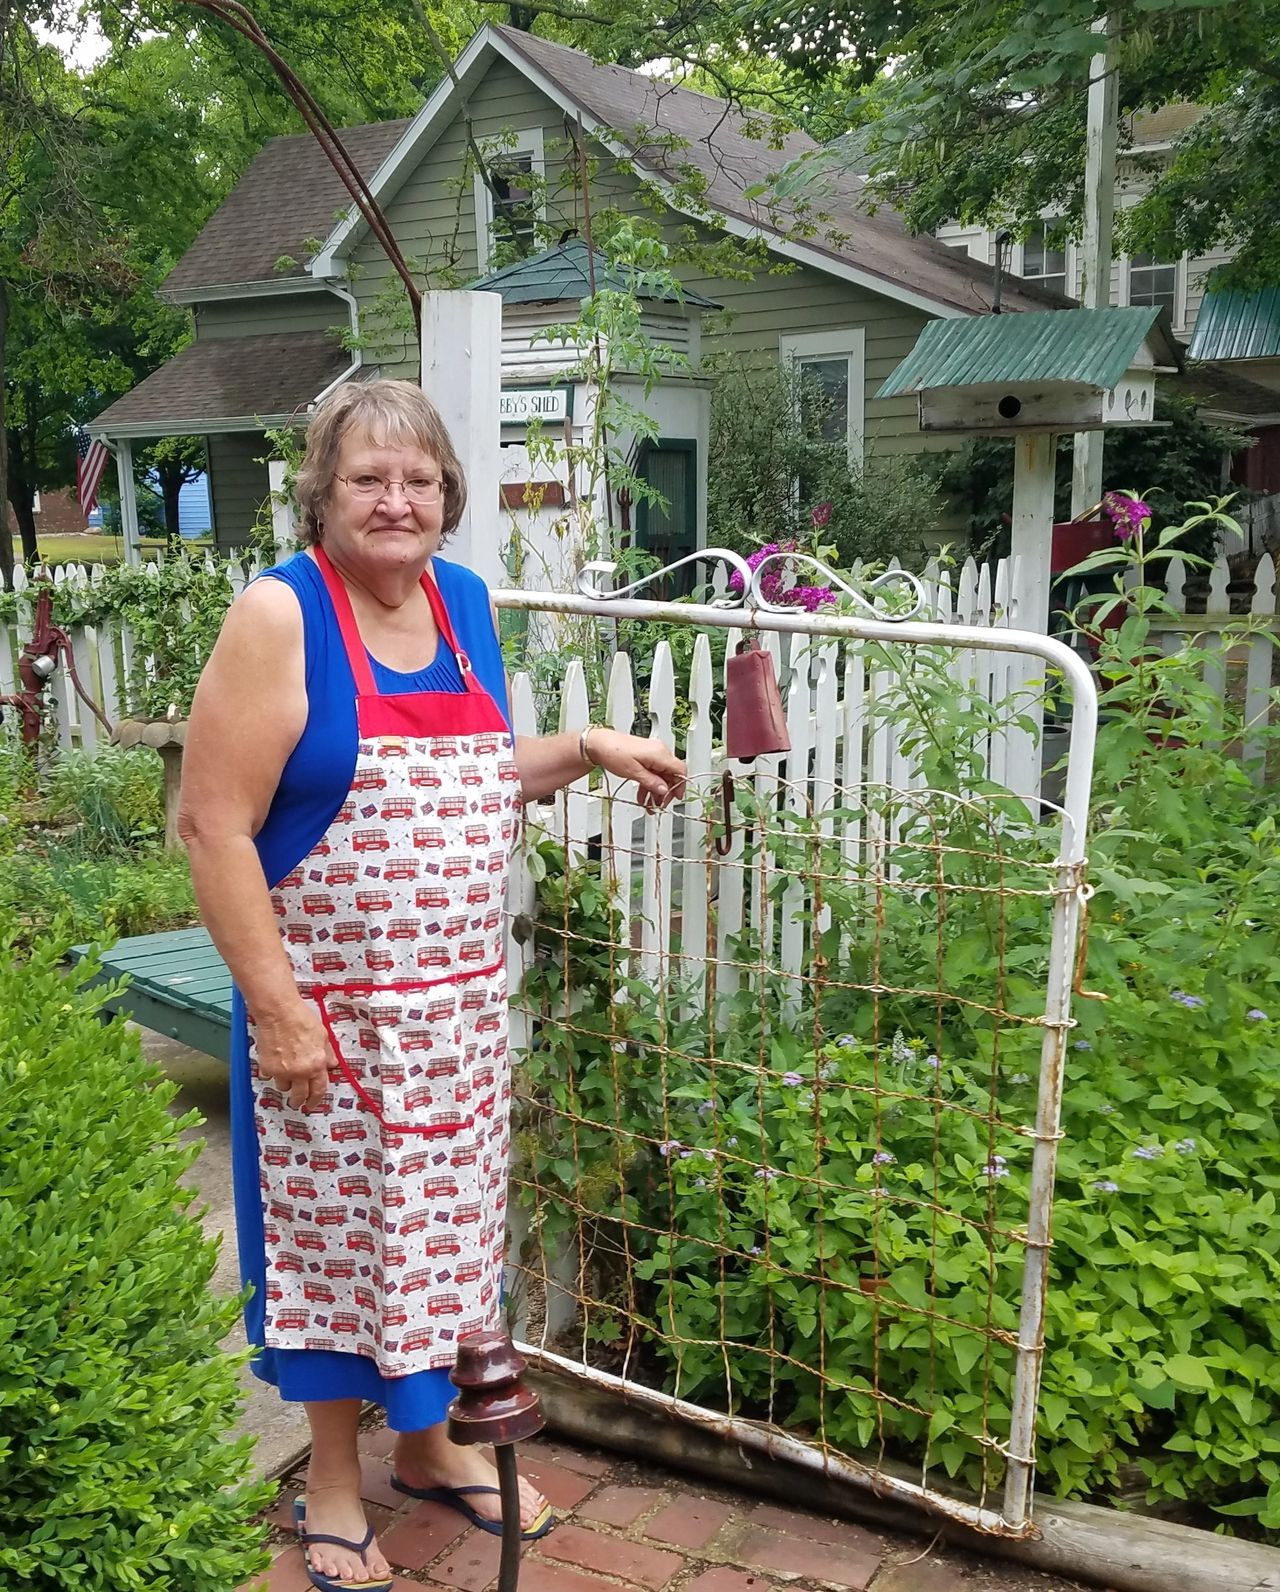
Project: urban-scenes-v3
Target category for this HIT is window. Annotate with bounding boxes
[779,330,866,461]
[634,440,698,594]
[1019,221,1069,296]
[474,132,545,272]
[1127,253,1180,323]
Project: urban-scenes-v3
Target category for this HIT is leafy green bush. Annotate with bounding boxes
[0,929,271,1588]
[0,846,197,948]
[516,497,1280,1527]
[705,352,940,569]
[41,747,165,853]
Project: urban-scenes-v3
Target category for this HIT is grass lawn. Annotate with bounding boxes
[34,534,213,567]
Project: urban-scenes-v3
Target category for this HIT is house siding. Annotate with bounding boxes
[207,432,271,552]
[351,63,936,454]
[194,292,349,341]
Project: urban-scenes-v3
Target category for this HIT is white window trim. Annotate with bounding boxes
[473,129,546,274]
[779,328,867,462]
[1014,220,1073,296]
[1119,250,1188,334]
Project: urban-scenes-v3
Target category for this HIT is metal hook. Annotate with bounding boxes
[576,549,755,608]
[749,553,928,622]
[714,770,736,856]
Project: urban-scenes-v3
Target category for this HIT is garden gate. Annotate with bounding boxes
[495,553,1098,1539]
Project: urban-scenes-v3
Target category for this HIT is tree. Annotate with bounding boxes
[756,0,1280,287]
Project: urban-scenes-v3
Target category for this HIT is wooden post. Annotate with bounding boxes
[115,440,142,567]
[1071,16,1118,518]
[420,291,505,592]
[1009,431,1057,797]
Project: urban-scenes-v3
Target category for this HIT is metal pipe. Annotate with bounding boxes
[495,1443,524,1592]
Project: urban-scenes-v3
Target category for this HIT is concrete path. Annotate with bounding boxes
[143,1028,1095,1592]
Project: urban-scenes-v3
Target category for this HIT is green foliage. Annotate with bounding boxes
[0,929,272,1588]
[706,354,939,569]
[941,394,1251,561]
[517,497,1280,1526]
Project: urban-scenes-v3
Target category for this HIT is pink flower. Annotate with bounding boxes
[810,501,834,528]
[1102,492,1153,542]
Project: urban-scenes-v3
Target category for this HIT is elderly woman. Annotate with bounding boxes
[180,379,684,1591]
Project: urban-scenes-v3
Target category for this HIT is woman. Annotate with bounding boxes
[180,379,684,1591]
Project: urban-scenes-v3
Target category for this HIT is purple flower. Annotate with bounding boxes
[1098,1104,1115,1115]
[1092,1179,1119,1193]
[1247,1008,1268,1022]
[981,1158,1009,1179]
[679,1149,697,1159]
[810,501,834,528]
[1102,491,1153,542]
[1174,1137,1197,1155]
[755,1167,778,1181]
[924,1054,941,1070]
[836,1035,855,1048]
[1074,1040,1092,1052]
[782,1071,804,1087]
[1170,990,1205,1009]
[658,1140,681,1158]
[872,1151,896,1166]
[749,1244,762,1256]
[1132,1145,1161,1161]
[697,1099,715,1116]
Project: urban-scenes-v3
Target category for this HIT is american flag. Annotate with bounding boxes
[75,430,110,518]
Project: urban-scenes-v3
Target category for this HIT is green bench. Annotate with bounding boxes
[68,926,233,1061]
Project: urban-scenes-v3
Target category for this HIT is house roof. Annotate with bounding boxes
[162,119,411,299]
[469,239,720,307]
[1189,278,1280,363]
[89,332,351,437]
[876,307,1177,399]
[1126,102,1202,149]
[309,24,1066,321]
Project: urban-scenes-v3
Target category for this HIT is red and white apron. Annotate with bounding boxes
[253,547,521,1375]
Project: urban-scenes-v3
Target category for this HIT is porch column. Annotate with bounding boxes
[115,439,142,567]
[420,291,504,591]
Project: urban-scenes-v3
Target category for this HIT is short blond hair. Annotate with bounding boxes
[294,379,467,545]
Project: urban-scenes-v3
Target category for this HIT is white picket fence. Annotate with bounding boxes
[1,548,1276,792]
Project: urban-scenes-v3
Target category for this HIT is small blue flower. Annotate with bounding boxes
[981,1156,1009,1179]
[1010,1073,1031,1085]
[924,1054,941,1070]
[1098,1104,1115,1115]
[1170,990,1205,1009]
[1174,1137,1196,1155]
[1247,1008,1268,1022]
[836,1034,855,1048]
[658,1140,681,1158]
[755,1168,778,1182]
[727,1136,738,1148]
[749,1244,762,1256]
[1132,1145,1161,1161]
[679,1149,696,1159]
[697,1099,715,1116]
[782,1071,804,1087]
[1092,1179,1119,1193]
[1074,1040,1092,1052]
[872,1151,896,1166]
[694,1178,707,1189]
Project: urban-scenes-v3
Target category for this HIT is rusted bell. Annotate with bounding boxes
[724,637,791,760]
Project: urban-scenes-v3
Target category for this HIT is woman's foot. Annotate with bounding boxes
[392,1424,548,1530]
[298,1479,392,1585]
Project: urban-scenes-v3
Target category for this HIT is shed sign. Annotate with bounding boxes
[499,388,570,426]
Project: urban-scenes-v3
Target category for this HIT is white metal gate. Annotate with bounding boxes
[497,552,1097,1538]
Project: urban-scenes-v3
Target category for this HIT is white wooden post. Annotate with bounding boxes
[420,291,505,592]
[1070,15,1118,518]
[1010,432,1056,798]
[115,439,142,567]
[268,458,296,556]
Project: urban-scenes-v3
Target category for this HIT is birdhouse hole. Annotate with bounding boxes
[997,394,1022,420]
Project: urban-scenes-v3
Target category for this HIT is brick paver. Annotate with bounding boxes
[520,1454,599,1511]
[644,1495,736,1551]
[380,1499,472,1569]
[424,1526,504,1590]
[686,1570,782,1592]
[731,1523,883,1591]
[534,1522,687,1589]
[870,1559,967,1592]
[748,1501,884,1556]
[577,1483,668,1528]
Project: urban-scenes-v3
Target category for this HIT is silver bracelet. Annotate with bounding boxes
[579,724,599,768]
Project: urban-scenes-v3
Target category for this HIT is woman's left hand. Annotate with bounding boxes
[587,728,686,811]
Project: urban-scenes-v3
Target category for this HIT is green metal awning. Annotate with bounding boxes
[877,306,1173,399]
[1189,279,1280,363]
[469,238,720,308]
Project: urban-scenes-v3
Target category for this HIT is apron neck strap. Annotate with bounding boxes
[314,545,481,697]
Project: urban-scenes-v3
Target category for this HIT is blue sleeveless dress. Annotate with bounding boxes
[228,549,511,1429]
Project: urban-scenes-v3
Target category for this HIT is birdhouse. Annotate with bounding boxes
[875,306,1179,436]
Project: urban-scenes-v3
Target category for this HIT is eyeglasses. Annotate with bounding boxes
[335,472,445,505]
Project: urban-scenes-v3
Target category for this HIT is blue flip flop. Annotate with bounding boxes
[292,1496,393,1592]
[389,1476,556,1541]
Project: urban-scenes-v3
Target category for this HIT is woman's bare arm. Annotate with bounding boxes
[177,580,331,1108]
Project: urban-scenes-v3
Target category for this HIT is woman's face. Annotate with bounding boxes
[320,424,445,575]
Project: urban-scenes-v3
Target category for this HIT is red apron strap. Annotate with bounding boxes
[314,545,378,697]
[420,566,485,695]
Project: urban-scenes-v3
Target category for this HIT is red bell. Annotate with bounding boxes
[724,637,791,760]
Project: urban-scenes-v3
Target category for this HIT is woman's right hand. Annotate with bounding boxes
[251,998,335,1110]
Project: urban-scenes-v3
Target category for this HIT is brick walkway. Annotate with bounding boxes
[245,1424,1097,1592]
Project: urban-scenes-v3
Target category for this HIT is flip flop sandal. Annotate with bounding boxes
[293,1496,393,1592]
[389,1477,556,1541]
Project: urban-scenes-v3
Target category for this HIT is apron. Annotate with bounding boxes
[252,547,521,1376]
